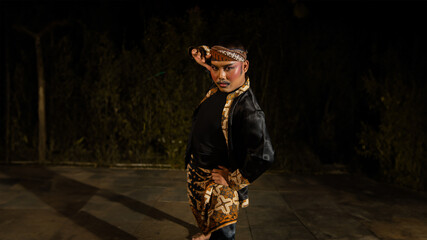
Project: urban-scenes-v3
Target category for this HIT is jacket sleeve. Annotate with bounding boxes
[240,110,275,183]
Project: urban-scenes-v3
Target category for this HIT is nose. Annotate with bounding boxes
[218,68,227,80]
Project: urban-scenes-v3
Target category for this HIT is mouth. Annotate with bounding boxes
[217,81,230,88]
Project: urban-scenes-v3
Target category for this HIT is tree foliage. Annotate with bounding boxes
[358,43,427,190]
[3,3,426,189]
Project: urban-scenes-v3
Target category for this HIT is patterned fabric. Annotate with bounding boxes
[228,169,250,192]
[188,45,247,62]
[229,168,250,208]
[210,46,247,62]
[221,79,250,146]
[187,160,239,235]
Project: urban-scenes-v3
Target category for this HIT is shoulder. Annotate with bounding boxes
[235,88,263,115]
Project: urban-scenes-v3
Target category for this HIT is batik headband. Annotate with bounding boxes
[188,45,247,62]
[210,45,247,62]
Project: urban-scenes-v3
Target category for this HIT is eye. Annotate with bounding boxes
[211,65,218,71]
[225,66,234,71]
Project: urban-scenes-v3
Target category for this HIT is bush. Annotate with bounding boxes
[357,47,427,190]
[75,10,209,167]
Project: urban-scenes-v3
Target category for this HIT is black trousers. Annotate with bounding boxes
[210,223,236,240]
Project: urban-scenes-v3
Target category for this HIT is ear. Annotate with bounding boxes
[243,60,249,73]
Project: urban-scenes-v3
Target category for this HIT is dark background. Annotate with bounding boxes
[1,0,426,190]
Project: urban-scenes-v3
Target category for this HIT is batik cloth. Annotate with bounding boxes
[188,45,247,62]
[210,45,247,62]
[187,159,239,235]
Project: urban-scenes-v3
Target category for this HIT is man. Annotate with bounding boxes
[186,40,274,240]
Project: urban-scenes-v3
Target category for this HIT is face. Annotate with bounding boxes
[210,60,249,92]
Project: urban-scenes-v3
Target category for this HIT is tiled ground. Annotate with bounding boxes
[0,165,426,240]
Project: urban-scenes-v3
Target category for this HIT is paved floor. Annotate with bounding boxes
[0,165,426,240]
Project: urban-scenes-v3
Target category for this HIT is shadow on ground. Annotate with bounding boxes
[0,166,199,240]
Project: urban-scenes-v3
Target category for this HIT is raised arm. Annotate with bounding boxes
[189,46,213,72]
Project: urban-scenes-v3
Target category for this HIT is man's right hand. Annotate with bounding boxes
[191,47,213,72]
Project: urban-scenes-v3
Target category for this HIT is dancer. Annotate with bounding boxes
[186,40,274,240]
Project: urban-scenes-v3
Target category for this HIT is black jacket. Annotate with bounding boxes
[186,88,274,183]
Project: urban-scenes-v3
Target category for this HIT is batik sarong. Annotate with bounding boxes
[187,159,248,235]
